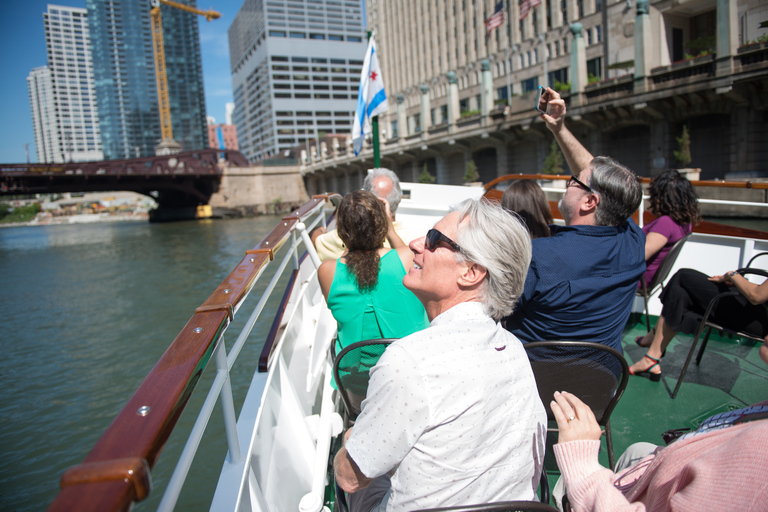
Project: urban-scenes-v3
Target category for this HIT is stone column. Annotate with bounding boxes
[396,94,406,140]
[481,59,492,124]
[569,23,587,107]
[447,71,459,132]
[420,85,431,135]
[716,0,737,76]
[634,0,651,93]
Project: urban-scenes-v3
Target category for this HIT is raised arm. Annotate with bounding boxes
[540,87,594,177]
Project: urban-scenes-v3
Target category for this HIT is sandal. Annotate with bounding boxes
[634,335,665,358]
[629,353,662,382]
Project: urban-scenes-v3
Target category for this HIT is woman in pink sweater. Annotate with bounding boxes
[550,391,768,512]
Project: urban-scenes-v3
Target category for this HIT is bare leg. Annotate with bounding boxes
[760,338,768,366]
[629,315,677,375]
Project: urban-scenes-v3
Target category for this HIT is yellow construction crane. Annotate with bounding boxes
[150,0,220,149]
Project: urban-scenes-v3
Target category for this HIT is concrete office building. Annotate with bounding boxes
[303,0,768,193]
[27,5,103,164]
[228,0,367,163]
[86,0,207,159]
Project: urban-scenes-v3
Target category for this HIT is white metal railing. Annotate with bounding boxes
[156,203,328,512]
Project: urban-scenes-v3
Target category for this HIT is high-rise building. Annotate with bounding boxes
[27,5,103,164]
[228,0,367,163]
[86,0,207,159]
[27,66,58,164]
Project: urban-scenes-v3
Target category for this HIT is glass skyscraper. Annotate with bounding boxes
[86,0,207,160]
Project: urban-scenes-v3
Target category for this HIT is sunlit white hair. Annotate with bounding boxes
[451,198,532,321]
[363,168,402,215]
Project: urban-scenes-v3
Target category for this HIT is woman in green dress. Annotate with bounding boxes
[318,189,428,359]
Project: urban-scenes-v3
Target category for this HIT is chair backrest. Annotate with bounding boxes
[414,501,560,512]
[333,339,395,419]
[746,252,768,269]
[647,233,691,291]
[523,341,629,425]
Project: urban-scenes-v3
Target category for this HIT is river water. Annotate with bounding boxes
[0,217,290,511]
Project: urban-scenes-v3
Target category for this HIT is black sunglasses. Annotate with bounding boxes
[425,229,464,253]
[568,175,594,194]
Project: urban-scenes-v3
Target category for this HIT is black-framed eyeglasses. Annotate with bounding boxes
[568,175,594,194]
[425,229,464,253]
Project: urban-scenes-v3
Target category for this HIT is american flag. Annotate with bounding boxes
[519,0,541,21]
[485,1,505,33]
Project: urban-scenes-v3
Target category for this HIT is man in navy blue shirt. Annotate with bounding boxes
[504,88,645,352]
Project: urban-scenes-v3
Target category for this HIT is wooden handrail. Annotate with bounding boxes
[48,196,328,511]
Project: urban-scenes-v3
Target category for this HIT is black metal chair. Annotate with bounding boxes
[523,341,629,471]
[638,234,691,332]
[414,501,560,512]
[671,267,768,399]
[332,338,395,421]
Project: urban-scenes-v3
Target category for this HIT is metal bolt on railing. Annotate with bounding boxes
[137,406,151,416]
[193,327,203,333]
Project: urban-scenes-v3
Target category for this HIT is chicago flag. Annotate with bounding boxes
[352,37,388,156]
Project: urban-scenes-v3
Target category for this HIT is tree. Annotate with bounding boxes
[419,163,436,184]
[542,138,565,175]
[674,125,692,168]
[463,160,479,183]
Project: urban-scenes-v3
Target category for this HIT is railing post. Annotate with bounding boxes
[296,222,322,269]
[216,338,242,464]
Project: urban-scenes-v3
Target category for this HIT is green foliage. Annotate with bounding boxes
[418,163,436,184]
[0,203,10,218]
[0,203,41,224]
[674,125,692,167]
[587,73,600,84]
[554,80,571,92]
[463,160,479,183]
[459,109,481,119]
[684,36,716,56]
[542,139,566,175]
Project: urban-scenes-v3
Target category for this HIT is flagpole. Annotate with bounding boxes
[367,30,381,168]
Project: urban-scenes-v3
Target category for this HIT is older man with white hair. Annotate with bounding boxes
[312,168,424,261]
[333,198,547,512]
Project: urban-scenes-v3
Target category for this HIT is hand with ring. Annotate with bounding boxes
[551,391,602,444]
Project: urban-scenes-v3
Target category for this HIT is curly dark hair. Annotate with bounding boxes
[336,190,388,291]
[649,170,702,225]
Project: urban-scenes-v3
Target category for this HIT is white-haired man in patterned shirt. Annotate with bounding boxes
[333,198,547,512]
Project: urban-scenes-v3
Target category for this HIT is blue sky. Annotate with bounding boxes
[0,0,247,164]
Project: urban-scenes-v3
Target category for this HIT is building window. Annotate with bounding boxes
[391,120,398,138]
[587,57,602,81]
[440,105,448,124]
[521,77,539,94]
[269,30,286,37]
[412,114,421,133]
[548,67,568,89]
[587,28,592,45]
[459,98,469,114]
[310,33,325,39]
[596,25,602,42]
[290,32,306,38]
[497,86,509,104]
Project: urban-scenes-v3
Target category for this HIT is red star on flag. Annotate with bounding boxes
[369,70,378,81]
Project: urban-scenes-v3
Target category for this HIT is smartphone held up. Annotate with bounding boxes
[534,86,548,115]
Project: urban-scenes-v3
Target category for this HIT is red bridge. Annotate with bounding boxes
[0,149,250,221]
